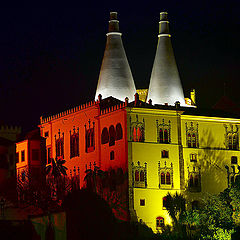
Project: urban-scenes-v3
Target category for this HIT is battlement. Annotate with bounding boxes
[40,100,100,124]
[100,101,127,116]
[0,125,21,133]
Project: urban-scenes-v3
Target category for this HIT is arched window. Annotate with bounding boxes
[138,127,144,142]
[194,175,199,187]
[140,171,145,182]
[192,133,196,147]
[161,172,165,184]
[189,174,193,187]
[110,151,114,160]
[164,129,169,143]
[161,150,169,158]
[162,197,167,208]
[101,128,109,144]
[109,125,116,146]
[188,133,191,148]
[159,129,163,143]
[133,127,137,142]
[228,134,233,150]
[156,217,164,228]
[233,134,238,150]
[135,170,139,181]
[116,123,123,140]
[166,172,171,185]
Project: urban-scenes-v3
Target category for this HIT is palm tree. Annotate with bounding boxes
[45,158,68,200]
[164,192,187,238]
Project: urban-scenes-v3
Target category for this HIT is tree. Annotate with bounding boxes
[164,192,187,239]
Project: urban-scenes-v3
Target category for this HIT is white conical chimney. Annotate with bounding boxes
[147,12,186,106]
[95,12,136,102]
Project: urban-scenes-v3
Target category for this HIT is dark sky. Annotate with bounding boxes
[0,2,239,133]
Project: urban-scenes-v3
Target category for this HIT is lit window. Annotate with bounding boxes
[161,150,169,158]
[140,199,145,206]
[231,156,238,164]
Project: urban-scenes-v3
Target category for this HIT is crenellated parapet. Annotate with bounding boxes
[40,100,100,124]
[0,125,21,134]
[100,101,127,116]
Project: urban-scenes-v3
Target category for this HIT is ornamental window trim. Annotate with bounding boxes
[70,126,79,158]
[132,161,147,188]
[55,130,64,159]
[158,161,173,189]
[156,119,171,144]
[186,122,199,148]
[130,115,145,142]
[224,124,239,150]
[85,120,95,153]
[187,166,201,192]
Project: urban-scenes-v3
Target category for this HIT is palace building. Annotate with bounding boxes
[16,12,240,231]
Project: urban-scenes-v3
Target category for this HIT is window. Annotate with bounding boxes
[21,151,25,162]
[157,119,171,144]
[135,170,139,181]
[231,156,238,164]
[110,151,114,160]
[109,125,116,146]
[131,116,145,142]
[44,131,49,137]
[156,217,164,228]
[101,128,109,144]
[227,132,239,150]
[161,150,169,158]
[116,123,123,140]
[190,153,197,162]
[166,172,171,185]
[70,132,79,158]
[47,147,52,164]
[16,152,19,163]
[186,122,199,148]
[140,170,145,182]
[164,129,169,143]
[85,128,94,153]
[161,172,165,184]
[140,199,145,206]
[56,138,64,158]
[163,197,167,208]
[32,149,39,161]
[188,170,201,192]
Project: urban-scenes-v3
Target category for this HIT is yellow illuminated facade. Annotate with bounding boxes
[126,104,240,231]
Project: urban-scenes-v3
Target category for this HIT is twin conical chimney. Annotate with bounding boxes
[95,12,136,102]
[147,12,186,106]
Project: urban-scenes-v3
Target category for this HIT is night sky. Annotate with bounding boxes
[0,2,239,133]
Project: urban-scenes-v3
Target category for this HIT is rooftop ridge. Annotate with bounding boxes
[40,100,99,124]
